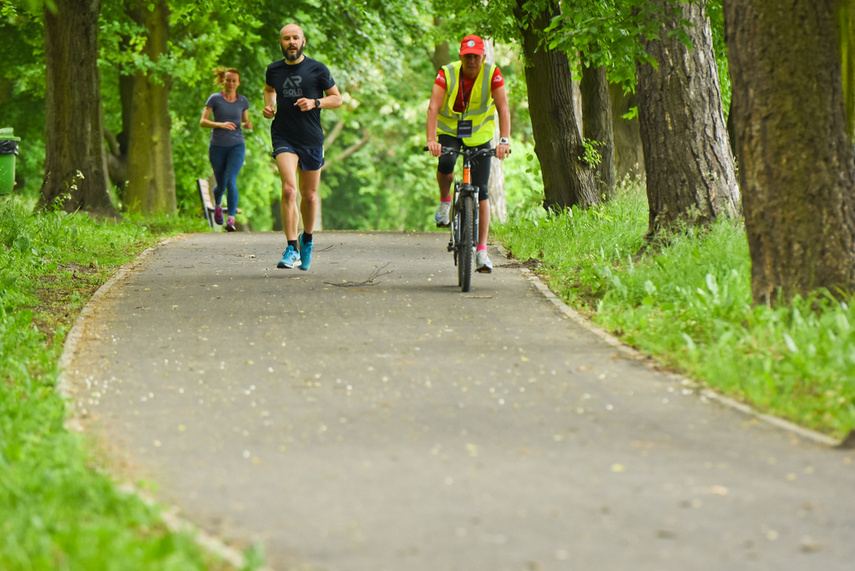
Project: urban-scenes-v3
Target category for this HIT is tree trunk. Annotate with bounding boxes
[838,0,855,141]
[581,63,616,200]
[725,100,738,165]
[609,83,645,182]
[123,0,176,215]
[105,70,135,193]
[514,0,599,211]
[636,0,740,236]
[725,0,855,304]
[40,0,117,216]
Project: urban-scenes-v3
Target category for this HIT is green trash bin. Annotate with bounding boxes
[0,127,21,194]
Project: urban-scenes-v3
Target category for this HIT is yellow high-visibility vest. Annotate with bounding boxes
[437,61,497,146]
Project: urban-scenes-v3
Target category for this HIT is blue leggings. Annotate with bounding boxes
[208,143,245,217]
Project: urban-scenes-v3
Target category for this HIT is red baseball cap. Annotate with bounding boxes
[460,35,485,55]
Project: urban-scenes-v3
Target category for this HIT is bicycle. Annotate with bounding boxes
[424,145,501,292]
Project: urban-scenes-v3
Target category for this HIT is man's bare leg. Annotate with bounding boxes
[276,152,301,241]
[298,168,321,235]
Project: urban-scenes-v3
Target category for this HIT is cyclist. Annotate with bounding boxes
[426,34,511,274]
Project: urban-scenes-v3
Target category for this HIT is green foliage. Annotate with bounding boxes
[159,0,446,230]
[502,139,545,216]
[469,0,662,86]
[322,140,438,231]
[0,5,48,198]
[473,0,730,108]
[580,138,603,167]
[494,180,855,438]
[1,0,534,230]
[161,12,273,227]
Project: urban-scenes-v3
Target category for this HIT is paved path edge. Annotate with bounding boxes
[501,245,842,449]
[52,233,843,570]
[55,233,273,571]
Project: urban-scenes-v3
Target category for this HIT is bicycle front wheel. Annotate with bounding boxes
[458,194,475,292]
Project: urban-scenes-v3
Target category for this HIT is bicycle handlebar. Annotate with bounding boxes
[422,145,509,158]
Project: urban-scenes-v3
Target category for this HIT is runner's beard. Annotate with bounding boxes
[282,44,304,61]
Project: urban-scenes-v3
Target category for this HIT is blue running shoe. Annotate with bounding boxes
[277,245,300,269]
[298,233,313,271]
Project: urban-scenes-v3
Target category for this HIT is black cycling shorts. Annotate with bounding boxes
[437,134,491,201]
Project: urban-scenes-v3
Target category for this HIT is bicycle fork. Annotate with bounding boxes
[447,183,457,253]
[448,183,479,259]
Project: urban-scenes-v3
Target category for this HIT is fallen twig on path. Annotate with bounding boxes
[324,263,392,287]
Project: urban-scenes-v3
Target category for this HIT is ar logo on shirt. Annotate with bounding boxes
[281,76,303,98]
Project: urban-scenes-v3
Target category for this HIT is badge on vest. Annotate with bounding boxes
[457,120,473,138]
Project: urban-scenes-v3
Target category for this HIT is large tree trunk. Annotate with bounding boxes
[123,0,176,215]
[636,0,739,236]
[514,0,598,211]
[725,0,855,304]
[40,0,117,216]
[581,63,616,200]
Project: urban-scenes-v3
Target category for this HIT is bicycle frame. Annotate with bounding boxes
[425,145,497,291]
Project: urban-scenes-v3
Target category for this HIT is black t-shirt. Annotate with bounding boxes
[266,57,336,148]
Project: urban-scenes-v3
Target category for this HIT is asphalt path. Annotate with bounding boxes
[61,231,855,571]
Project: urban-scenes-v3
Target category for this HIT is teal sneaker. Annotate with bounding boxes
[277,245,300,269]
[298,233,313,271]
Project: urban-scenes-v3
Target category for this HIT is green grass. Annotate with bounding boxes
[494,177,855,440]
[0,196,261,570]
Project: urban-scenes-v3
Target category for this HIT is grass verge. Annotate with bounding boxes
[0,196,263,570]
[493,178,855,440]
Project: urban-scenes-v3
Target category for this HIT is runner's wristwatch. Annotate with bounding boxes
[499,137,510,145]
[314,99,321,109]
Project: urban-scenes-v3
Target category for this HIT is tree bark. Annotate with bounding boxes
[609,83,645,182]
[636,0,740,236]
[123,0,176,215]
[514,0,599,211]
[838,0,855,141]
[581,63,616,200]
[725,0,855,304]
[104,69,135,192]
[40,0,118,216]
